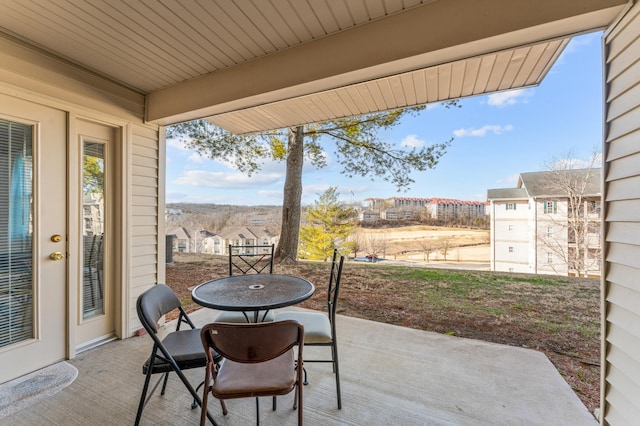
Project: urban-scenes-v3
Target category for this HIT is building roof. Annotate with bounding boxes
[218,226,275,240]
[519,168,601,197]
[487,168,602,200]
[427,198,486,205]
[166,227,191,239]
[486,188,528,200]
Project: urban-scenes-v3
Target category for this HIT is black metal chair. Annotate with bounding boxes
[275,249,344,408]
[200,320,304,426]
[215,244,275,323]
[228,243,274,275]
[135,283,223,426]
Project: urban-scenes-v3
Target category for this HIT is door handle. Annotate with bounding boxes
[50,252,65,261]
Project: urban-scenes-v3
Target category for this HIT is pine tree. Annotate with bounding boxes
[299,188,357,261]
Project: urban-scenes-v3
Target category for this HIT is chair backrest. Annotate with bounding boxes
[201,320,303,364]
[136,283,183,335]
[327,249,345,322]
[228,244,274,275]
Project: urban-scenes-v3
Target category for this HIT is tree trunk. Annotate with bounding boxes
[275,127,304,264]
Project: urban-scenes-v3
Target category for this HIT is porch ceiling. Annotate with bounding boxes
[0,0,629,132]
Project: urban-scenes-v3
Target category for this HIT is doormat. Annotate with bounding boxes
[0,362,78,419]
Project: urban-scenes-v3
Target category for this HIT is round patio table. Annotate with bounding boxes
[192,274,315,322]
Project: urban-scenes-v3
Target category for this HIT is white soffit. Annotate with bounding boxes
[0,0,429,93]
[207,38,569,134]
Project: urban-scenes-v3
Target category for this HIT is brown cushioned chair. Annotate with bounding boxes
[200,320,304,426]
[274,248,344,409]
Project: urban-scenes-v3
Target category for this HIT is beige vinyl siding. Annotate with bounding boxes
[128,125,161,335]
[603,2,640,424]
[0,35,144,121]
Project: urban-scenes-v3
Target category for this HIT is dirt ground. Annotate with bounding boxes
[166,253,600,415]
[356,225,490,263]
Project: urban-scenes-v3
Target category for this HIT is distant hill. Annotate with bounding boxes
[166,203,281,235]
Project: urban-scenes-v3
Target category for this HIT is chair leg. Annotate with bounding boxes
[255,397,260,426]
[199,380,210,426]
[160,371,170,395]
[172,364,219,426]
[134,367,154,426]
[297,382,303,425]
[333,342,342,409]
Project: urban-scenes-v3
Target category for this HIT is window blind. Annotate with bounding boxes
[0,119,34,348]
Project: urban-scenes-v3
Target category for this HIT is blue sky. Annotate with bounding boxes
[166,31,604,206]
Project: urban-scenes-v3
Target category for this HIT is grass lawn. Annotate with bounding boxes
[166,253,600,413]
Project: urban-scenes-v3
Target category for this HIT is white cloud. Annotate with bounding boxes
[257,189,284,201]
[550,153,602,170]
[453,124,514,137]
[487,89,533,108]
[188,152,207,163]
[173,170,283,189]
[166,137,189,151]
[401,134,426,148]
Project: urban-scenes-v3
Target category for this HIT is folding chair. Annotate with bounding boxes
[275,249,344,408]
[200,320,304,426]
[215,244,275,323]
[135,284,223,425]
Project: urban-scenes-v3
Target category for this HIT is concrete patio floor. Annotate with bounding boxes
[0,308,597,425]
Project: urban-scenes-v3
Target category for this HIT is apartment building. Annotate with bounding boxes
[487,169,601,277]
[364,197,486,221]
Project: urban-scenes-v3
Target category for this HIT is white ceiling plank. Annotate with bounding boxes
[412,69,428,104]
[460,56,482,97]
[386,74,406,106]
[425,67,439,103]
[289,0,327,39]
[525,39,568,86]
[512,43,547,87]
[400,73,417,105]
[231,2,288,51]
[473,54,497,95]
[310,1,342,33]
[499,47,528,90]
[449,60,467,98]
[437,63,452,101]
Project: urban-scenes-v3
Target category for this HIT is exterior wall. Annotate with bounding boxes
[490,199,529,272]
[128,126,162,335]
[534,198,569,276]
[602,4,640,424]
[0,36,161,340]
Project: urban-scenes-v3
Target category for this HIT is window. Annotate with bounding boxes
[547,226,553,237]
[547,253,553,264]
[543,200,557,214]
[509,268,514,273]
[505,203,517,210]
[508,225,514,231]
[0,119,34,348]
[508,246,514,253]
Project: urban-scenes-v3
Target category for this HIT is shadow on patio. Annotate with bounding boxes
[0,308,597,425]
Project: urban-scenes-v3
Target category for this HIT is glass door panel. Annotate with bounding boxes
[82,142,105,320]
[0,119,34,348]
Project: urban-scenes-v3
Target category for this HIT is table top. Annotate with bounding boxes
[191,274,315,312]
